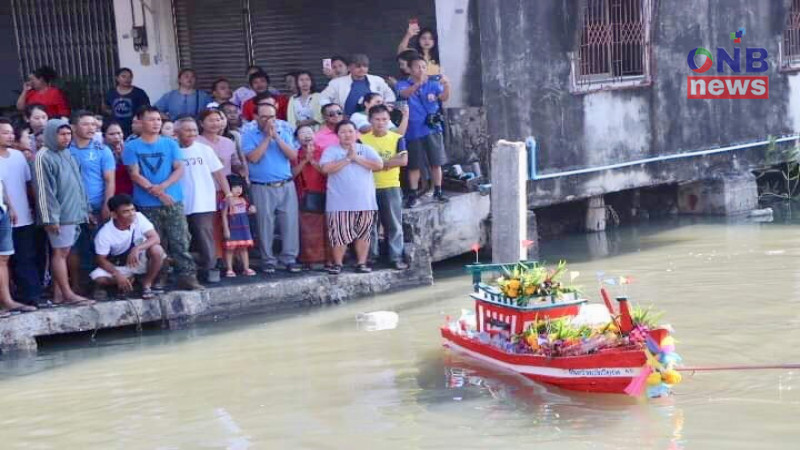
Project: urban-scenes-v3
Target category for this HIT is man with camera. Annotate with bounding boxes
[396,56,451,208]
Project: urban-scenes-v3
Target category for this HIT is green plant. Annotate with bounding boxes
[631,304,664,328]
[754,136,800,200]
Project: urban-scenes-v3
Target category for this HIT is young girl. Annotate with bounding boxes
[160,116,176,139]
[220,177,256,277]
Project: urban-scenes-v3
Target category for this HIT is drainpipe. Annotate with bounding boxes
[526,135,799,181]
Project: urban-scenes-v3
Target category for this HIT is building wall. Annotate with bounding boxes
[0,0,22,109]
[113,0,179,102]
[477,0,800,205]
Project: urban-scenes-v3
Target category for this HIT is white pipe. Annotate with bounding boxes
[532,135,799,181]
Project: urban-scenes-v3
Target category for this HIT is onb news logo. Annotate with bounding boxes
[687,28,769,99]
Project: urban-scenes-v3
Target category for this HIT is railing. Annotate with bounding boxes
[526,135,800,181]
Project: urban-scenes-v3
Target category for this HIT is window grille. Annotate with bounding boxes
[780,0,800,71]
[10,0,119,111]
[570,0,652,93]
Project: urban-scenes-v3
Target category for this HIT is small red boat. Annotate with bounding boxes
[440,262,681,397]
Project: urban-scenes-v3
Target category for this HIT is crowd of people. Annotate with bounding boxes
[0,22,450,313]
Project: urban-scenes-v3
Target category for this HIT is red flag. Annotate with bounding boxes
[522,239,535,248]
[471,243,480,252]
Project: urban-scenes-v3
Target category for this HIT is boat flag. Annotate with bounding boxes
[521,239,535,248]
[620,276,634,285]
[570,271,580,281]
[603,278,617,286]
[471,243,480,263]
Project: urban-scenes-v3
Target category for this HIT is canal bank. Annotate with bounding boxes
[0,191,491,354]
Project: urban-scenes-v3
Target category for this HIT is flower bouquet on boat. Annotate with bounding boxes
[441,261,682,398]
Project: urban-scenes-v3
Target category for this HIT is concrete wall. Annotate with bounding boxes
[435,0,483,108]
[113,0,179,102]
[477,0,800,206]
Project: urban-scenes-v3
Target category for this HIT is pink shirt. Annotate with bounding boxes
[314,126,361,153]
[196,135,241,186]
[313,127,339,152]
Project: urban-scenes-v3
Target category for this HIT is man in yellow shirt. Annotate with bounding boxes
[360,105,409,270]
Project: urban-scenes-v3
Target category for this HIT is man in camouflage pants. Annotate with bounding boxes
[121,106,204,291]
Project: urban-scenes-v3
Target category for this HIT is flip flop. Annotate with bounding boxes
[0,311,11,319]
[243,269,256,276]
[141,288,157,300]
[60,299,96,307]
[9,305,37,313]
[225,270,237,278]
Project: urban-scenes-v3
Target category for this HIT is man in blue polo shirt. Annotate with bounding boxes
[242,103,301,273]
[69,110,116,294]
[396,57,451,208]
[122,106,204,291]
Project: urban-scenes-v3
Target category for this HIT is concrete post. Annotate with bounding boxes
[491,140,528,263]
[585,196,607,231]
[677,172,758,215]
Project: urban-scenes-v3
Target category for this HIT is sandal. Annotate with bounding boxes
[243,268,256,276]
[225,270,237,278]
[9,305,37,313]
[355,264,372,273]
[327,265,342,275]
[141,288,157,300]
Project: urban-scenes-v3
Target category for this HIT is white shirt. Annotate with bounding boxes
[0,149,33,226]
[94,212,155,256]
[179,142,224,215]
[319,74,396,108]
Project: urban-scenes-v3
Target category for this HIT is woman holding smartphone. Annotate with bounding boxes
[397,20,441,76]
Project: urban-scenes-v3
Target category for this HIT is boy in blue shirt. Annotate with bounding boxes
[396,57,451,207]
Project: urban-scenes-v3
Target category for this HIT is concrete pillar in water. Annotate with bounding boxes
[585,196,607,231]
[491,140,530,263]
[677,172,758,215]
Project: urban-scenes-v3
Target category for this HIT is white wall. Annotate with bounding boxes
[435,0,470,108]
[113,0,179,102]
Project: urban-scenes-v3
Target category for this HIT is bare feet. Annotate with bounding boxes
[0,300,38,313]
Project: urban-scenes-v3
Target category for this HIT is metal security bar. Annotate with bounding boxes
[571,0,652,93]
[10,0,119,111]
[780,0,800,71]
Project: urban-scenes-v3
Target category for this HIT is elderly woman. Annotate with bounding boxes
[319,121,383,274]
[291,125,332,270]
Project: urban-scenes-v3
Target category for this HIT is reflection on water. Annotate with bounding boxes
[2,217,800,448]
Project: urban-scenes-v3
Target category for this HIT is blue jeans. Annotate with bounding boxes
[371,187,404,262]
[11,224,43,303]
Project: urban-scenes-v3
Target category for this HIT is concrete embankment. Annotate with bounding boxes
[0,264,434,353]
[0,191,491,354]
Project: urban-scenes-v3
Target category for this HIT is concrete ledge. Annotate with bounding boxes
[0,264,433,354]
[403,191,491,262]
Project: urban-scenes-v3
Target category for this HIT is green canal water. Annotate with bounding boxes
[1,216,799,449]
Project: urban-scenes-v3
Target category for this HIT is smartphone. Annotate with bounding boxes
[397,150,409,156]
[322,58,332,72]
[429,74,442,82]
[409,18,419,26]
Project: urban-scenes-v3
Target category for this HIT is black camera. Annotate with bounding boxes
[425,112,444,129]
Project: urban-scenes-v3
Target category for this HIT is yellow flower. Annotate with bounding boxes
[647,372,663,386]
[661,369,682,385]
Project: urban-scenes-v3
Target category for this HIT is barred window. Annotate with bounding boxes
[570,0,652,93]
[781,0,800,71]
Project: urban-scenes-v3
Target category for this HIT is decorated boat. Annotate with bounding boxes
[440,261,682,398]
